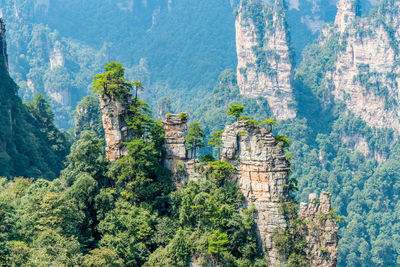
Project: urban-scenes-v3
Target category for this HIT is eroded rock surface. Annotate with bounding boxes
[98,93,134,161]
[162,113,203,187]
[323,0,400,133]
[221,120,290,266]
[235,0,296,120]
[299,192,339,267]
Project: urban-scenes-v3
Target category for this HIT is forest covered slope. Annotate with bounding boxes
[0,18,68,179]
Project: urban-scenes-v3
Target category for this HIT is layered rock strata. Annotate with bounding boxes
[221,120,290,266]
[299,192,339,267]
[98,93,134,161]
[162,113,202,187]
[162,114,188,171]
[324,0,400,133]
[235,0,296,120]
[220,120,338,266]
[0,18,8,72]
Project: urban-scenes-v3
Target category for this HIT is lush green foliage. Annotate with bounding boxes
[73,95,104,138]
[185,122,206,159]
[227,104,245,120]
[92,61,134,98]
[0,57,69,178]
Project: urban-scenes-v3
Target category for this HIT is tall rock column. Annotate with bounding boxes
[221,120,290,266]
[321,0,400,133]
[334,0,359,33]
[162,113,188,172]
[235,0,296,120]
[98,92,134,161]
[0,18,9,72]
[299,192,339,267]
[220,120,339,266]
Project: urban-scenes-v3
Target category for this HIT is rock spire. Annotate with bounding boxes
[334,0,360,33]
[300,192,339,267]
[98,92,134,161]
[322,0,400,133]
[235,0,296,120]
[221,120,291,265]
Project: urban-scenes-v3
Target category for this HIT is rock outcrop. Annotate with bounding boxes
[221,120,291,266]
[219,120,338,266]
[300,192,339,267]
[162,113,202,187]
[322,0,400,133]
[162,116,339,265]
[98,93,134,161]
[0,18,8,72]
[162,113,188,171]
[334,0,360,33]
[235,0,296,120]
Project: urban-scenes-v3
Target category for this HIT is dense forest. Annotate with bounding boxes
[0,0,399,266]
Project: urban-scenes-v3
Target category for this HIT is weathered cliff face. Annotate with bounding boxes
[235,0,296,120]
[324,0,400,133]
[0,18,8,72]
[162,113,202,187]
[299,192,339,267]
[221,120,290,266]
[98,93,134,161]
[335,0,360,33]
[220,120,338,266]
[162,114,188,170]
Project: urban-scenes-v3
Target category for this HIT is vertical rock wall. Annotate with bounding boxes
[235,0,296,120]
[98,93,134,161]
[323,0,400,133]
[221,120,290,266]
[334,0,360,33]
[162,113,202,187]
[220,120,338,266]
[0,18,8,72]
[299,192,339,267]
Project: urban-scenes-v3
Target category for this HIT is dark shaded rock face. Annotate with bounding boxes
[0,19,9,72]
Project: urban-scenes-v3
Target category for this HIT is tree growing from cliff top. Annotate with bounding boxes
[260,117,277,131]
[185,122,206,159]
[227,104,244,121]
[92,61,134,97]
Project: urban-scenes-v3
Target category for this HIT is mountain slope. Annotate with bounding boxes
[0,19,69,179]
